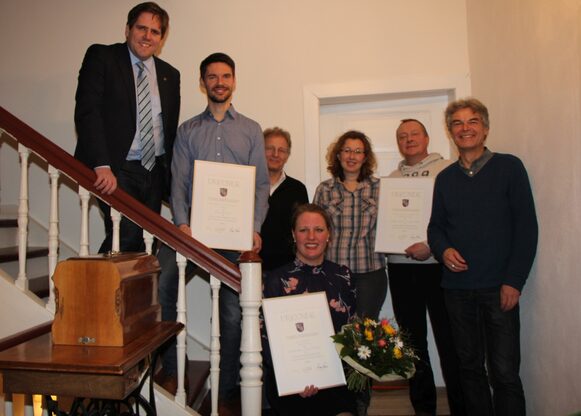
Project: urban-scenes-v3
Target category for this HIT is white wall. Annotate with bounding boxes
[466,0,581,414]
[6,1,577,413]
[3,1,580,413]
[1,0,470,251]
[0,0,470,394]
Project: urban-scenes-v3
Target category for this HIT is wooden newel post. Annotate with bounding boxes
[238,251,263,416]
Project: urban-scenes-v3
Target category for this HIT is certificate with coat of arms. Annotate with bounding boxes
[190,160,255,251]
[374,177,434,254]
[262,292,346,396]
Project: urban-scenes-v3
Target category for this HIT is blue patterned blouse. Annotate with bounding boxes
[263,258,357,332]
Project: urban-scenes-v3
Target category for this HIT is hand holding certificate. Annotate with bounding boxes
[262,292,346,396]
[189,160,255,251]
[375,177,434,254]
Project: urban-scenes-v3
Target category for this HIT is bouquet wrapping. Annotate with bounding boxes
[332,317,416,391]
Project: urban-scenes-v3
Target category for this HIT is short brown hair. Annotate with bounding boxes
[326,130,377,181]
[200,52,235,78]
[127,2,169,37]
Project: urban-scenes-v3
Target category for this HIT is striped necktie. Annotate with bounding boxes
[136,61,155,171]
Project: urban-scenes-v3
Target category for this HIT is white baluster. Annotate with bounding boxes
[209,274,221,416]
[175,252,188,406]
[4,393,13,416]
[46,166,60,313]
[78,187,90,256]
[239,256,263,416]
[111,208,121,253]
[23,394,33,416]
[16,144,30,291]
[143,230,154,255]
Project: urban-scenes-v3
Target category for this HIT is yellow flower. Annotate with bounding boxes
[364,318,373,327]
[364,328,373,341]
[394,347,403,359]
[382,322,396,336]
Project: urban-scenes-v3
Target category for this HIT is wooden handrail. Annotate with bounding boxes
[0,321,52,352]
[0,105,241,291]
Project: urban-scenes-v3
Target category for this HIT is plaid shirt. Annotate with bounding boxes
[313,176,385,273]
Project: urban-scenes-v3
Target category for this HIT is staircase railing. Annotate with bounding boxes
[0,106,262,415]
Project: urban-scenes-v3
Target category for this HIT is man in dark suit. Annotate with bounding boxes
[74,2,180,253]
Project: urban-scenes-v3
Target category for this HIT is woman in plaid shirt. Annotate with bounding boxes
[313,130,386,321]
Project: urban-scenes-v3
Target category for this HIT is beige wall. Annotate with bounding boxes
[1,0,579,413]
[466,0,581,414]
[0,0,469,249]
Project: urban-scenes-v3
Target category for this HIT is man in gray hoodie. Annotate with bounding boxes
[387,119,465,416]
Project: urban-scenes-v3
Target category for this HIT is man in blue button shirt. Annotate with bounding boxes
[156,53,269,398]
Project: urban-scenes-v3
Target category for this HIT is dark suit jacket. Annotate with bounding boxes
[74,42,180,196]
[259,175,309,271]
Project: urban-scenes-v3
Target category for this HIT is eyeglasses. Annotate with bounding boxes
[265,146,290,155]
[340,148,365,156]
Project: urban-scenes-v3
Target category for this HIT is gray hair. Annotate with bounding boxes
[445,98,490,133]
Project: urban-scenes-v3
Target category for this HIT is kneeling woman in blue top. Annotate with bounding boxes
[263,203,357,416]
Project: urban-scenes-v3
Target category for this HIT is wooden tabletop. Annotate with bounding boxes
[0,321,183,399]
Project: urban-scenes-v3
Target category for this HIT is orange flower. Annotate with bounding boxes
[382,321,396,336]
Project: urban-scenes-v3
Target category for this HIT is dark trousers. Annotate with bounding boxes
[351,267,388,415]
[157,243,241,399]
[388,263,465,416]
[352,267,388,320]
[445,287,525,416]
[97,158,164,253]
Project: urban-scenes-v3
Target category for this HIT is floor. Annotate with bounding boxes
[200,382,451,416]
[368,384,450,416]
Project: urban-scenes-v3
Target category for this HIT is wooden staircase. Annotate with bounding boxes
[0,211,215,413]
[1,106,265,415]
[0,215,50,299]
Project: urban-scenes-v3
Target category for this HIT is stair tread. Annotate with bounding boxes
[28,274,50,298]
[0,218,17,228]
[187,360,211,407]
[155,359,211,409]
[0,246,49,263]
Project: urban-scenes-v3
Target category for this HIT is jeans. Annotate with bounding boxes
[352,267,388,320]
[388,263,465,416]
[98,158,164,253]
[445,287,525,416]
[157,243,241,398]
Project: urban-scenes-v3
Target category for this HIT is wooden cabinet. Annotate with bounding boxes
[52,253,161,347]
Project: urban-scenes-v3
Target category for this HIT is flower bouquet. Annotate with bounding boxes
[332,317,416,391]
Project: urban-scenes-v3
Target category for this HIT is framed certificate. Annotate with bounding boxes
[374,177,434,254]
[262,292,346,396]
[190,160,255,251]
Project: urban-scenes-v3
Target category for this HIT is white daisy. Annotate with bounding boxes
[357,345,372,360]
